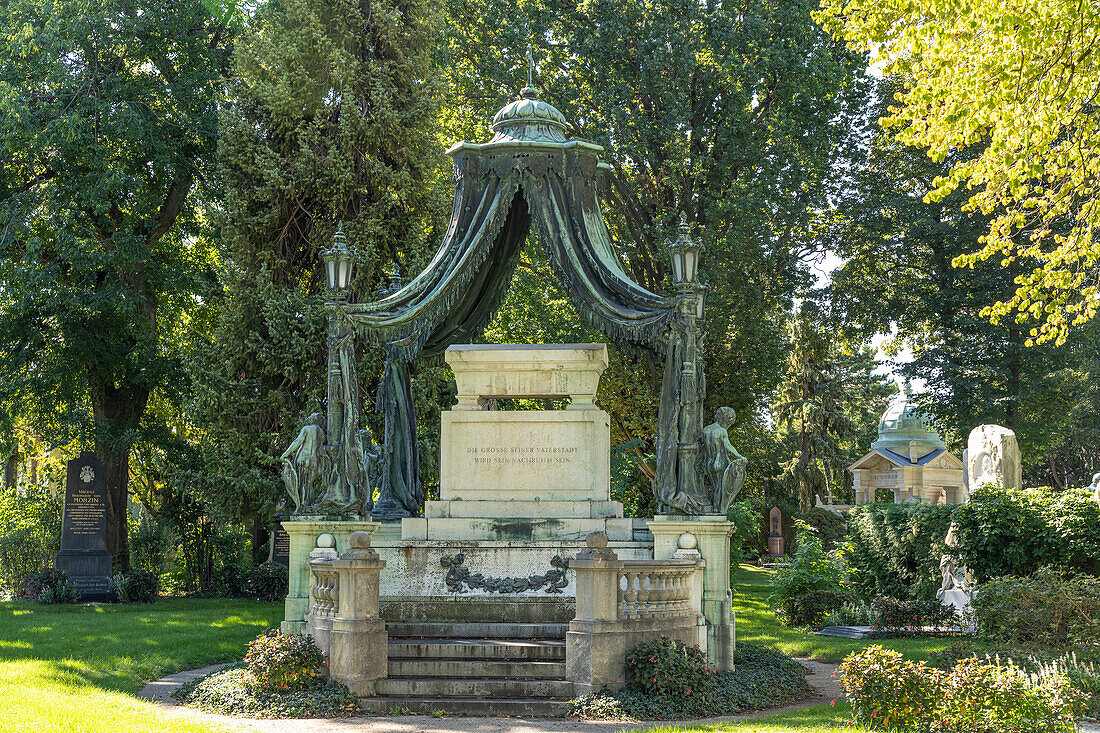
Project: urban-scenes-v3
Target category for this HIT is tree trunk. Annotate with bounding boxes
[250,514,270,565]
[89,382,150,573]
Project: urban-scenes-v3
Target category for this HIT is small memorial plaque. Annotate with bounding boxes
[269,524,290,567]
[54,452,113,601]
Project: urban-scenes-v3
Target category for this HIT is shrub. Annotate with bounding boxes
[0,484,61,595]
[839,645,1085,732]
[725,501,764,565]
[839,646,941,731]
[625,637,713,697]
[801,507,847,551]
[770,522,848,620]
[574,642,810,720]
[244,630,326,691]
[820,600,872,628]
[17,568,76,604]
[844,502,955,600]
[970,567,1100,648]
[777,589,853,628]
[244,562,289,602]
[175,663,358,718]
[953,485,1100,582]
[111,569,158,603]
[869,595,958,636]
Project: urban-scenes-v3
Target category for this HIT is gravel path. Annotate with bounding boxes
[137,659,842,733]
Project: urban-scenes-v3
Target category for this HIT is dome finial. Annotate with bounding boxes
[526,43,535,89]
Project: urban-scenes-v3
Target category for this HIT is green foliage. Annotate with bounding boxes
[839,645,1084,732]
[17,569,76,605]
[844,503,956,600]
[775,305,892,511]
[726,501,764,565]
[953,485,1100,581]
[801,507,848,551]
[778,589,854,628]
[869,596,958,637]
[970,568,1100,649]
[243,562,289,602]
[244,630,326,691]
[0,0,230,567]
[625,637,713,698]
[573,642,810,720]
[0,484,61,595]
[771,523,848,612]
[610,438,658,519]
[175,663,358,718]
[110,570,159,604]
[817,0,1100,347]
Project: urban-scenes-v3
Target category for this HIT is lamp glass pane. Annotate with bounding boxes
[683,250,698,283]
[326,260,337,291]
[339,259,351,289]
[671,253,684,284]
[696,293,705,319]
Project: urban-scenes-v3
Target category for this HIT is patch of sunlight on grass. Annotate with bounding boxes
[626,702,861,733]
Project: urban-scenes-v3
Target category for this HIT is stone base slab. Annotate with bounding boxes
[401,516,633,542]
[424,499,623,519]
[382,596,576,624]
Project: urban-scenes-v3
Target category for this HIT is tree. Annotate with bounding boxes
[774,304,890,511]
[817,0,1100,346]
[830,77,1099,486]
[0,0,229,568]
[441,0,872,440]
[189,0,445,550]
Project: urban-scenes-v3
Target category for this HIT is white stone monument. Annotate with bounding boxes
[966,424,1021,491]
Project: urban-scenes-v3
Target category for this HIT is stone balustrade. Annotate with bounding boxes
[302,531,388,696]
[567,532,706,695]
[617,560,698,621]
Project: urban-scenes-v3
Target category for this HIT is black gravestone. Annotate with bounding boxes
[268,523,290,567]
[54,452,113,600]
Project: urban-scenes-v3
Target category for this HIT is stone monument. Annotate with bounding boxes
[54,452,112,600]
[967,424,1021,491]
[268,523,290,567]
[936,522,976,614]
[768,507,785,556]
[1088,472,1100,507]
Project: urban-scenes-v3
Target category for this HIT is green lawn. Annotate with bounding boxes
[0,597,283,732]
[731,564,985,663]
[630,702,859,732]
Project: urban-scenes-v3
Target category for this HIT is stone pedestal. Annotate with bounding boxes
[967,424,1021,492]
[328,532,387,696]
[281,518,379,634]
[648,515,735,670]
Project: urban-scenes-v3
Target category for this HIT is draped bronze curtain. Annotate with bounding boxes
[348,144,692,517]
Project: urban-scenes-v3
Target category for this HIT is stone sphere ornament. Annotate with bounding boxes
[348,531,372,549]
[317,533,336,549]
[677,532,698,550]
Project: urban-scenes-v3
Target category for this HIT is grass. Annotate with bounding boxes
[731,564,987,663]
[0,597,283,732]
[627,701,859,732]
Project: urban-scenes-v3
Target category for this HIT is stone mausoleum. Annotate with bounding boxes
[275,69,742,715]
[848,387,965,505]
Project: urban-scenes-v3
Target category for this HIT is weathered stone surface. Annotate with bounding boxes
[768,507,785,557]
[967,424,1022,491]
[445,343,608,411]
[54,452,112,601]
[423,499,623,519]
[403,516,633,542]
[649,515,736,671]
[439,410,609,502]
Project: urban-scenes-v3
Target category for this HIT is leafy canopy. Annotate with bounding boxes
[816,0,1100,345]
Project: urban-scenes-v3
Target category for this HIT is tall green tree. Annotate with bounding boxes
[830,78,1097,485]
[0,0,229,568]
[774,304,890,511]
[441,0,872,438]
[189,0,446,549]
[817,0,1100,346]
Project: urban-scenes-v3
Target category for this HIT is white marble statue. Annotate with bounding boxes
[1090,472,1100,507]
[967,424,1021,491]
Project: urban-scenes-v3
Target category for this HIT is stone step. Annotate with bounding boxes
[386,622,567,639]
[375,677,574,699]
[358,696,572,717]
[388,638,565,661]
[388,659,566,679]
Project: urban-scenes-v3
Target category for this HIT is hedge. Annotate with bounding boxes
[844,503,955,601]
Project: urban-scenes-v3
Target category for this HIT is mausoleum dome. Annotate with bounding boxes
[489,87,571,144]
[871,386,946,455]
